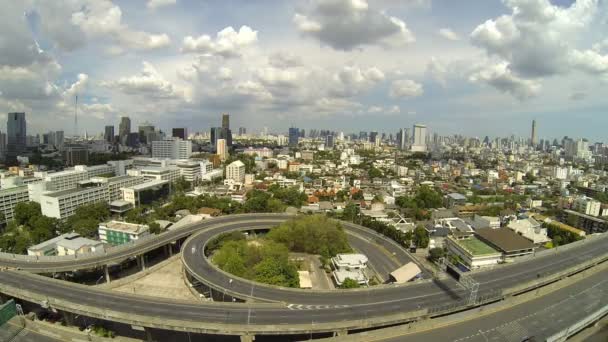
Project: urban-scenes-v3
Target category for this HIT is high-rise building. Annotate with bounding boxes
[288,127,299,147]
[6,112,26,161]
[369,131,378,143]
[397,128,409,150]
[411,124,427,152]
[531,120,537,148]
[172,128,188,140]
[0,131,6,160]
[118,117,131,145]
[325,135,335,149]
[151,138,192,159]
[222,113,230,130]
[138,123,154,145]
[63,144,89,166]
[216,138,228,161]
[104,126,115,143]
[238,127,246,136]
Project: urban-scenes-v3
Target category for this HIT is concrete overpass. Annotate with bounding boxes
[0,214,606,339]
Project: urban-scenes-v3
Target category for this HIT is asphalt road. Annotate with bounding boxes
[0,214,295,273]
[181,216,608,308]
[381,265,608,342]
[0,214,606,334]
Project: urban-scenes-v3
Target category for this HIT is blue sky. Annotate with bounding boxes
[0,0,607,141]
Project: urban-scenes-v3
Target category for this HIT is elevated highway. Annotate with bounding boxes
[0,214,605,337]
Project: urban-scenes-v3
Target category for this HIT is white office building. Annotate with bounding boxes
[0,185,29,223]
[176,160,201,183]
[151,138,192,160]
[40,185,110,219]
[128,166,181,183]
[226,160,245,183]
[90,175,149,201]
[411,124,427,152]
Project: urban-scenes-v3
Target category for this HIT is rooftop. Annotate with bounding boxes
[122,179,169,191]
[100,220,149,234]
[475,228,535,253]
[456,236,500,256]
[42,185,105,198]
[56,236,103,250]
[28,233,81,251]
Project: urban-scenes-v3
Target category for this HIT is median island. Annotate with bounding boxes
[207,215,352,288]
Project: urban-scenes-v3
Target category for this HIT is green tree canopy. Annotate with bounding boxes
[340,278,360,289]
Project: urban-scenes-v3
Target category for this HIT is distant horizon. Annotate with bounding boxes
[1,1,607,142]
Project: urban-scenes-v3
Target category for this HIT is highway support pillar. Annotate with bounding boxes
[62,311,75,326]
[0,294,8,304]
[139,254,146,271]
[169,244,173,257]
[240,334,255,342]
[333,329,348,337]
[144,327,154,342]
[104,265,111,283]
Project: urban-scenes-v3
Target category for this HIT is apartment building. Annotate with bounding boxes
[226,160,245,183]
[40,185,110,219]
[128,166,181,183]
[151,138,192,160]
[0,185,29,223]
[90,175,149,201]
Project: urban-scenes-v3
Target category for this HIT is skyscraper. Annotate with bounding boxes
[222,113,230,130]
[238,127,246,136]
[397,128,408,150]
[369,131,378,143]
[531,120,537,148]
[411,124,427,152]
[325,135,335,149]
[104,126,115,143]
[216,138,228,161]
[138,123,154,145]
[118,117,131,145]
[172,128,188,140]
[288,127,299,147]
[6,112,26,161]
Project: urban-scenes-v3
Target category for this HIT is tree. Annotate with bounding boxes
[368,167,383,179]
[342,203,360,222]
[14,202,42,226]
[352,190,364,200]
[428,247,445,263]
[267,215,351,258]
[340,278,360,289]
[413,225,429,248]
[72,218,101,238]
[148,222,161,235]
[173,177,192,193]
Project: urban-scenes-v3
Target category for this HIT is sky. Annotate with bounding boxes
[0,0,607,141]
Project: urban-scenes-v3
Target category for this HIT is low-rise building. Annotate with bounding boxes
[98,221,150,245]
[446,235,502,269]
[507,218,550,245]
[474,228,535,259]
[27,233,102,256]
[331,253,368,270]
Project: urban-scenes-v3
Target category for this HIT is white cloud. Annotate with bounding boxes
[438,28,460,41]
[294,0,415,50]
[106,61,185,99]
[469,62,541,100]
[471,0,598,78]
[389,79,423,98]
[569,49,608,75]
[330,65,386,97]
[182,26,258,58]
[147,0,177,10]
[67,0,172,51]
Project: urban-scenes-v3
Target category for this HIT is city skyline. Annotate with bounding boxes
[0,1,607,140]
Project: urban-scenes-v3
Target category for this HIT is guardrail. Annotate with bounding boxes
[547,304,608,342]
[0,213,295,266]
[426,251,608,318]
